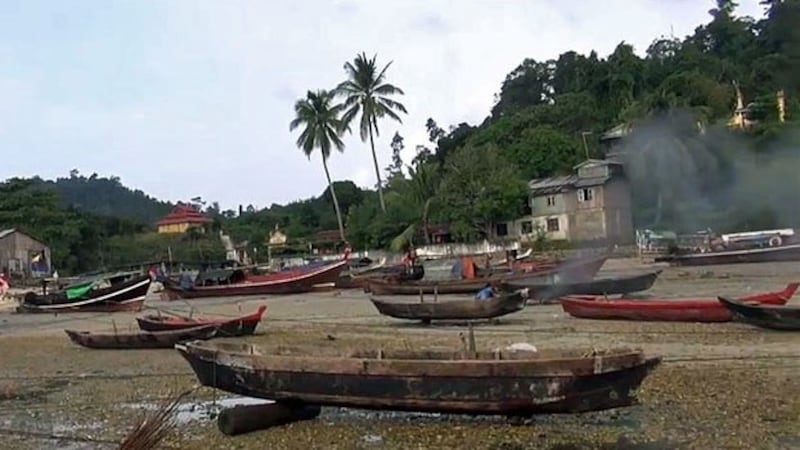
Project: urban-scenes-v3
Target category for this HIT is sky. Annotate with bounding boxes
[0,0,765,210]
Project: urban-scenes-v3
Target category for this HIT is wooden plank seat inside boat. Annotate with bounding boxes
[176,340,661,416]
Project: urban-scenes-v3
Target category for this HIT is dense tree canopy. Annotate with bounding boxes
[3,1,800,274]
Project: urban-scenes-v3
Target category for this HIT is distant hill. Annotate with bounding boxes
[36,172,173,225]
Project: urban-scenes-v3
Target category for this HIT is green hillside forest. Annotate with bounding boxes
[2,1,799,275]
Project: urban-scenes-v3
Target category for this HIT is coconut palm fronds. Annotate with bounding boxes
[118,387,196,450]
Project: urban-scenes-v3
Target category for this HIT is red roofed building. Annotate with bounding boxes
[156,203,213,234]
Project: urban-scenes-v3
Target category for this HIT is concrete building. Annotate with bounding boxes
[495,159,634,244]
[0,229,51,277]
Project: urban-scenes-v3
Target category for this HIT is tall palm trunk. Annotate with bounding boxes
[321,153,346,241]
[368,118,387,213]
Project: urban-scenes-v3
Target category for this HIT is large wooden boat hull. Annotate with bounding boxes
[161,260,348,299]
[17,275,152,314]
[136,305,266,336]
[560,283,797,322]
[718,296,800,331]
[370,291,528,322]
[654,243,800,266]
[176,341,661,416]
[65,324,218,349]
[367,255,607,296]
[502,271,661,301]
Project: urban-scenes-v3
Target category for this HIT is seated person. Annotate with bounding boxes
[475,283,496,300]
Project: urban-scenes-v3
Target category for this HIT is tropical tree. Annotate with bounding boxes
[289,90,348,241]
[336,52,408,213]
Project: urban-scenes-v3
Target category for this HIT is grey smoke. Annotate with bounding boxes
[616,111,800,233]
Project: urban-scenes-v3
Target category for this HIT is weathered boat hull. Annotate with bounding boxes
[654,243,800,266]
[367,255,607,296]
[162,260,348,299]
[136,306,266,336]
[176,342,661,416]
[502,271,661,301]
[718,296,800,331]
[65,325,218,349]
[336,265,424,290]
[560,283,797,322]
[370,291,528,322]
[17,275,152,314]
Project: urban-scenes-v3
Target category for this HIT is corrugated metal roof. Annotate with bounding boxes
[528,175,578,195]
[0,228,16,240]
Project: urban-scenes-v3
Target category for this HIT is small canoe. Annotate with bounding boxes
[176,340,661,416]
[370,290,529,323]
[560,283,798,322]
[136,306,267,336]
[501,271,661,301]
[65,324,218,349]
[718,297,800,331]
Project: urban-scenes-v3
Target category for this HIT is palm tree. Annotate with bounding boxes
[390,162,440,251]
[337,52,407,213]
[289,90,348,241]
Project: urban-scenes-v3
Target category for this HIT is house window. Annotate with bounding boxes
[546,218,560,232]
[521,221,533,234]
[522,199,532,216]
[546,195,556,207]
[578,188,594,202]
[496,223,508,237]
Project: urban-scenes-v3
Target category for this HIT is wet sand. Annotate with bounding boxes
[1,258,799,449]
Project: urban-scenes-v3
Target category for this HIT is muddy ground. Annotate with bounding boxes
[0,258,799,449]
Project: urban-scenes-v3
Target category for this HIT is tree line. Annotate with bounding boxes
[3,0,800,274]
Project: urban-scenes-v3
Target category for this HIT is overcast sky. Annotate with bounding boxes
[0,0,765,210]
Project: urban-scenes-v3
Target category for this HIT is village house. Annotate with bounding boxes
[156,203,212,234]
[0,229,51,277]
[495,159,634,244]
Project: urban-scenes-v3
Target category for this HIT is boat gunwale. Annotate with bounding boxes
[176,341,655,377]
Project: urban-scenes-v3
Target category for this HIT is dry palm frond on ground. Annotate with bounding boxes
[118,387,197,450]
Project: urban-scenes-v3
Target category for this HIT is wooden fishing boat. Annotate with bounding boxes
[560,283,798,322]
[335,264,424,290]
[17,273,152,314]
[136,305,267,336]
[718,297,800,331]
[176,340,661,416]
[65,324,218,349]
[370,290,528,323]
[160,259,348,300]
[501,271,661,302]
[654,243,800,266]
[367,254,608,296]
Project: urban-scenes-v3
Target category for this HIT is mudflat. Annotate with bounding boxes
[1,258,799,449]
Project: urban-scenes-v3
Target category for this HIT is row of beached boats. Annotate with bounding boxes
[22,248,800,429]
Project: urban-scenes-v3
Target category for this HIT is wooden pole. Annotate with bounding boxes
[467,321,476,357]
[217,403,321,436]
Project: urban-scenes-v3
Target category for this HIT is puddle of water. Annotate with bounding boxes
[123,396,274,424]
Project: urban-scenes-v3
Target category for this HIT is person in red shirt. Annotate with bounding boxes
[401,244,417,270]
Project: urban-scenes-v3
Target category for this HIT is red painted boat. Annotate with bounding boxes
[560,283,798,322]
[136,305,267,336]
[160,259,348,300]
